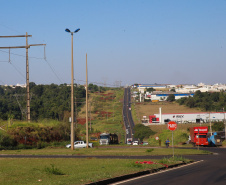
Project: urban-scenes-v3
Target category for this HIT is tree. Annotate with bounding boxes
[212,122,225,131]
[186,96,195,108]
[0,83,88,121]
[167,94,175,102]
[88,83,99,92]
[146,88,155,92]
[134,124,155,141]
[170,88,176,92]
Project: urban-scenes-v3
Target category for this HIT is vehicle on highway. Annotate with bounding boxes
[99,133,118,145]
[141,142,149,145]
[66,141,93,148]
[190,127,208,146]
[127,138,132,145]
[132,141,139,145]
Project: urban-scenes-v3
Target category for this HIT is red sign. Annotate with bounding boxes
[167,121,177,131]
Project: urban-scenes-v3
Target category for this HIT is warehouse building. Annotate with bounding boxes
[150,111,226,124]
[145,91,194,101]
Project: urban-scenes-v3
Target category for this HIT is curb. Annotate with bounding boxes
[85,162,188,185]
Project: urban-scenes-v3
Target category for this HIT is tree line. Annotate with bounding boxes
[177,90,226,111]
[0,82,105,121]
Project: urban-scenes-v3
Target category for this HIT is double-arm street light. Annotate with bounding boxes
[65,28,80,150]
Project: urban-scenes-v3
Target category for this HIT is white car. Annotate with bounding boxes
[66,141,93,148]
[132,141,139,145]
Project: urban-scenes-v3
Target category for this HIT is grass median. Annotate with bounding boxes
[0,147,210,185]
[0,156,190,185]
[0,146,211,156]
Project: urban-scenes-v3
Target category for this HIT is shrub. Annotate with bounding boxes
[212,122,224,131]
[44,164,65,175]
[36,141,47,149]
[0,132,17,148]
[146,149,154,153]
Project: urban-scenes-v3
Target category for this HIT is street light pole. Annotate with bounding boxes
[65,28,80,150]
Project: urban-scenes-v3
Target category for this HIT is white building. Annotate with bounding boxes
[154,112,226,124]
[145,91,194,101]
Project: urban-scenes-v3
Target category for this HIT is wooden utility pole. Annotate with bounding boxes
[223,108,226,140]
[0,33,46,122]
[209,112,212,136]
[26,32,30,122]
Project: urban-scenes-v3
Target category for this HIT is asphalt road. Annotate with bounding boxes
[123,87,136,142]
[110,147,226,185]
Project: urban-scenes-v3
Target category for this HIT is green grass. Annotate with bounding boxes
[0,119,61,129]
[77,88,126,142]
[0,146,211,156]
[0,157,187,185]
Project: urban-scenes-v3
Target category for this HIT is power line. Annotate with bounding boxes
[0,79,5,84]
[0,49,44,60]
[9,61,26,79]
[0,33,46,122]
[76,79,120,87]
[44,58,64,84]
[0,48,64,84]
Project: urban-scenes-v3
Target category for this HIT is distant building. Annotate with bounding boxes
[145,91,194,101]
[152,112,226,124]
[137,84,169,93]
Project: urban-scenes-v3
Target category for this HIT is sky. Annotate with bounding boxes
[0,0,226,87]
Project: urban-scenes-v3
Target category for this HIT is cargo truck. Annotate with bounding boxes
[190,126,209,146]
[99,133,118,145]
[207,132,223,146]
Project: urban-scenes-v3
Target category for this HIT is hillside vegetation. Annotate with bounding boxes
[0,84,125,149]
[76,88,125,142]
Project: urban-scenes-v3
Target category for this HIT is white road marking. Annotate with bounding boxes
[111,160,204,185]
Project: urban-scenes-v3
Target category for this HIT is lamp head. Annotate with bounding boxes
[74,28,80,33]
[65,28,71,33]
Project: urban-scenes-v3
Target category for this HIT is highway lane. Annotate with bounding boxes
[123,87,136,143]
[111,147,226,185]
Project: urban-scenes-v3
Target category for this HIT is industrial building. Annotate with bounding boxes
[145,91,194,101]
[149,111,226,124]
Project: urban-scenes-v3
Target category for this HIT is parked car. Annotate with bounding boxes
[132,141,139,145]
[141,142,149,145]
[66,141,93,148]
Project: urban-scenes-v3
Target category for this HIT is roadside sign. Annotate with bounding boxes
[167,121,177,131]
[155,136,159,140]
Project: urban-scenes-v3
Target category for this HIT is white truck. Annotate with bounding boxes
[127,138,132,145]
[66,141,93,148]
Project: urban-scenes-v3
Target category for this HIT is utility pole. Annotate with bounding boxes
[209,112,212,136]
[86,53,89,148]
[0,33,46,122]
[26,32,30,122]
[223,108,226,140]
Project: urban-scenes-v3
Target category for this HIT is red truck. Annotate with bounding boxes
[190,126,209,146]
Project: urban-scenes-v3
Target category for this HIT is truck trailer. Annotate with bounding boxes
[99,133,118,145]
[207,131,225,146]
[190,126,209,146]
